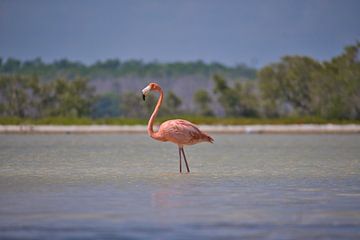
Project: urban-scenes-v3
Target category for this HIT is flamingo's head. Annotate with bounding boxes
[142,83,161,101]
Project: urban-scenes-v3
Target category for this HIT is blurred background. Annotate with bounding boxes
[0,0,359,123]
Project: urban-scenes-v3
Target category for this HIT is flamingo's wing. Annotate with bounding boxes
[159,119,213,145]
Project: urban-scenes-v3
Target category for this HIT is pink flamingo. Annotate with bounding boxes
[142,83,214,173]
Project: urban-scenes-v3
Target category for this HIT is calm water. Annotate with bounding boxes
[0,134,360,239]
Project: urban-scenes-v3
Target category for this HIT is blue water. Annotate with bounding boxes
[0,134,360,239]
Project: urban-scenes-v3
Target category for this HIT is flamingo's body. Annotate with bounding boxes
[142,83,214,173]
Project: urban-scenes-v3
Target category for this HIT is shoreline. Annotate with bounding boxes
[1,124,360,134]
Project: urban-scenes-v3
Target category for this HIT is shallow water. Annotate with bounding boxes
[0,134,360,239]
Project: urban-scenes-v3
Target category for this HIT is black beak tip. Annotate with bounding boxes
[142,94,146,101]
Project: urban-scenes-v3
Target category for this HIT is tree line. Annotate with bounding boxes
[0,76,94,118]
[0,42,359,120]
[258,42,360,119]
[0,58,256,80]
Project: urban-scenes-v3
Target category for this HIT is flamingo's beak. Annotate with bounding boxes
[141,85,151,101]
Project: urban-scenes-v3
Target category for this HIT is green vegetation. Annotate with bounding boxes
[0,76,95,118]
[0,42,359,125]
[193,89,214,116]
[258,44,360,119]
[0,58,256,80]
[213,74,259,117]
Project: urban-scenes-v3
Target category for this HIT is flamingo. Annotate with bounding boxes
[142,83,214,173]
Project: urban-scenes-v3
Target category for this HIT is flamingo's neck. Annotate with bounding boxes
[147,88,163,139]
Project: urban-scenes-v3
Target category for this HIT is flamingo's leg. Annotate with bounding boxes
[178,147,182,173]
[181,148,190,173]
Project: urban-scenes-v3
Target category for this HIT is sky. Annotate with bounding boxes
[0,0,359,67]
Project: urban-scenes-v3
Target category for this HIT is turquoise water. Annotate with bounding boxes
[0,134,360,239]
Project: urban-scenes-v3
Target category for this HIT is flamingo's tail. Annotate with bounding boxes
[203,133,214,143]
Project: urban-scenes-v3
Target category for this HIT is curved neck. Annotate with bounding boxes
[147,88,163,137]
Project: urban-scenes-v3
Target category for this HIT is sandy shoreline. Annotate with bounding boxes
[1,124,360,134]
